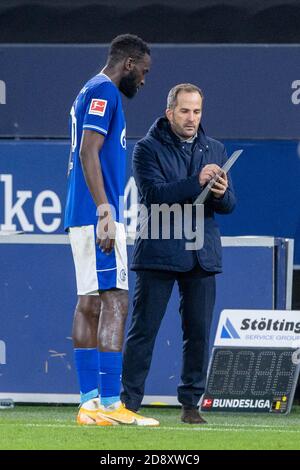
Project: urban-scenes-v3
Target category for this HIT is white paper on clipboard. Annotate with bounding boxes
[193,149,243,205]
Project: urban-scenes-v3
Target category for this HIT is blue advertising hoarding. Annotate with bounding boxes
[1,44,300,139]
[1,139,299,263]
[0,235,282,401]
[0,139,295,401]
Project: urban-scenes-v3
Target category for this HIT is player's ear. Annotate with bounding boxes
[124,57,135,71]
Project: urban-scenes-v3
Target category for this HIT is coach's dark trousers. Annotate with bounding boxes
[121,264,216,411]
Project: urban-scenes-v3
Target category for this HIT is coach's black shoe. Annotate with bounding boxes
[181,406,207,424]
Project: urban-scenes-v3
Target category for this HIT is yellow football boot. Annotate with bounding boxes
[76,398,117,426]
[96,402,159,426]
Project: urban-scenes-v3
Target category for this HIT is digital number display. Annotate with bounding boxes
[201,347,300,413]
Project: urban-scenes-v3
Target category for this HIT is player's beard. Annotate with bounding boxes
[119,70,139,99]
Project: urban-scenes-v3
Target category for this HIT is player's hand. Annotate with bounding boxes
[199,164,222,187]
[96,206,116,254]
[211,171,228,198]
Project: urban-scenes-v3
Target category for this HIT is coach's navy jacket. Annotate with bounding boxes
[131,117,236,273]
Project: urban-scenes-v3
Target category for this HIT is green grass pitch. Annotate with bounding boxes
[0,405,299,450]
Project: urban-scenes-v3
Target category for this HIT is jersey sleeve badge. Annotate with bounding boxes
[88,99,107,117]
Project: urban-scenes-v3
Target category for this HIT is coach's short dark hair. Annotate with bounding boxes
[108,34,150,65]
[167,83,204,109]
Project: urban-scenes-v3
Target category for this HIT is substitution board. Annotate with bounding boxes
[201,310,300,414]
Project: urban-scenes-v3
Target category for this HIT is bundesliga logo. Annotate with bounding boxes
[207,399,271,409]
[88,99,107,116]
[202,398,213,409]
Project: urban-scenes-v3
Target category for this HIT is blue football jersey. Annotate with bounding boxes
[64,73,126,229]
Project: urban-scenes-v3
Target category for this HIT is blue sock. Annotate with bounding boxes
[74,348,99,404]
[98,351,122,407]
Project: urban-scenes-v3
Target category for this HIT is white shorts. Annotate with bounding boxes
[69,222,128,295]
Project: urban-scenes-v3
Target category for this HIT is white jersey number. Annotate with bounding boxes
[70,105,77,152]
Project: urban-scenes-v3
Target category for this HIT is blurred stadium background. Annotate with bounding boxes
[0,0,300,449]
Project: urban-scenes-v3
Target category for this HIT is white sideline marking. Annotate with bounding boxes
[0,423,300,433]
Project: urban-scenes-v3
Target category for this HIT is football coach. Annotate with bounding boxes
[121,83,236,423]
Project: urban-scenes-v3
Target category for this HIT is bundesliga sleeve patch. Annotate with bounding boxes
[88,99,107,117]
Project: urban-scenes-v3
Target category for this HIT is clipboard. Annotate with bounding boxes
[193,149,243,205]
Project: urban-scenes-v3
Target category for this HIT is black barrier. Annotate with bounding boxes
[1,0,300,43]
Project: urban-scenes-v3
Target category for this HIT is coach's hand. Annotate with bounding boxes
[96,208,116,254]
[211,171,228,198]
[199,164,222,187]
